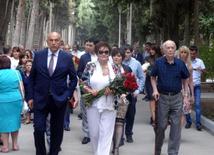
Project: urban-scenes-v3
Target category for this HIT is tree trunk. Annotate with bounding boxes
[49,1,53,32]
[0,0,13,51]
[26,0,39,50]
[126,3,132,45]
[184,12,190,46]
[37,14,45,50]
[6,0,15,46]
[12,0,25,47]
[193,0,199,45]
[26,1,32,34]
[20,16,26,47]
[33,11,40,50]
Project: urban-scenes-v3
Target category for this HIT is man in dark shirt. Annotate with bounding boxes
[151,40,190,155]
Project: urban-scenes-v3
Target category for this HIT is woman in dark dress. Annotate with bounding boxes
[111,48,132,155]
[144,44,162,130]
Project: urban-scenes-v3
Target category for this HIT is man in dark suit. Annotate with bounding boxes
[132,42,144,65]
[28,32,77,155]
[77,38,98,144]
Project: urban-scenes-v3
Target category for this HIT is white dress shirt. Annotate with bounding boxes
[47,49,59,73]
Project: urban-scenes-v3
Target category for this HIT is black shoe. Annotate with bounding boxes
[64,127,71,131]
[126,135,133,143]
[185,123,192,129]
[59,147,62,152]
[78,113,82,120]
[82,137,90,144]
[113,148,119,155]
[196,125,202,131]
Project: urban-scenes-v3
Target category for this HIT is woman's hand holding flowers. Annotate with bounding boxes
[104,87,112,96]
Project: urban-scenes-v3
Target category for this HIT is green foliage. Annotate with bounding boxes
[199,46,214,80]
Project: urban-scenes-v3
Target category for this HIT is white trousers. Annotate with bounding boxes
[87,107,116,155]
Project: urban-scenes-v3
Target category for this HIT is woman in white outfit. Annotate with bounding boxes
[82,41,116,155]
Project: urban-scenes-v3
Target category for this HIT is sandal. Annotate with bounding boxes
[0,147,9,153]
[12,145,19,151]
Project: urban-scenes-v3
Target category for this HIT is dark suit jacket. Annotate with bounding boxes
[77,52,91,79]
[28,48,77,110]
[133,52,144,65]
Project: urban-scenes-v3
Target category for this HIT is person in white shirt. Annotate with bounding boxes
[10,47,21,69]
[185,45,206,131]
[71,44,85,59]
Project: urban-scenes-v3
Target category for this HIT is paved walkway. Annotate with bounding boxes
[4,95,214,155]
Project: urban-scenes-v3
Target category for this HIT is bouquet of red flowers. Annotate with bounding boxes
[82,72,138,107]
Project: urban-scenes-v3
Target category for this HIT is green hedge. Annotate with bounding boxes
[199,46,214,81]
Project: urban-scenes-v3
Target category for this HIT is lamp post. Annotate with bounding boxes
[127,3,132,45]
[118,5,122,47]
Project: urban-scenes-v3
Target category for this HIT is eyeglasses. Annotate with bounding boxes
[98,50,109,55]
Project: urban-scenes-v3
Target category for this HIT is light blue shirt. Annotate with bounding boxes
[192,58,205,86]
[123,57,145,95]
[47,49,59,72]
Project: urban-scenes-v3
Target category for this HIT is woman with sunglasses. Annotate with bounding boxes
[81,41,116,155]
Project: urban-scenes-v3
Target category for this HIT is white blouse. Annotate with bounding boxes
[90,61,116,112]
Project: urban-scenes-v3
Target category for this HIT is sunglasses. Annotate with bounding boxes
[98,50,109,55]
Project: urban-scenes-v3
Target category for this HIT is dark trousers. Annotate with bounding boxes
[34,95,67,155]
[125,95,137,136]
[64,104,71,128]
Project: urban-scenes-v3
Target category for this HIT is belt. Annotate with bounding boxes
[159,91,180,96]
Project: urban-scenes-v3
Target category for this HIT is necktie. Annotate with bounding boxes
[48,53,55,76]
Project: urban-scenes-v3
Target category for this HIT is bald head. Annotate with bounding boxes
[47,32,61,52]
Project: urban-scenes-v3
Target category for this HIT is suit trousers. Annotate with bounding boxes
[80,97,90,137]
[87,107,116,155]
[125,95,137,136]
[34,95,67,155]
[155,93,183,155]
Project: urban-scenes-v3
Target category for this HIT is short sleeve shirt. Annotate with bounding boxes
[151,57,190,93]
[192,58,205,85]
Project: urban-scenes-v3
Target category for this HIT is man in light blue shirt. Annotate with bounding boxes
[122,45,145,143]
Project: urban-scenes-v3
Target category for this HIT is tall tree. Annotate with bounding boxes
[193,0,200,45]
[0,0,13,50]
[26,0,40,49]
[12,0,26,47]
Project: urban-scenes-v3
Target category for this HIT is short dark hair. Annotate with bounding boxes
[111,48,125,60]
[87,37,99,45]
[121,44,133,53]
[145,42,152,47]
[189,45,198,52]
[0,55,11,69]
[95,41,111,55]
[3,45,11,55]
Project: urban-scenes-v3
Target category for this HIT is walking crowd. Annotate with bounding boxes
[0,32,206,155]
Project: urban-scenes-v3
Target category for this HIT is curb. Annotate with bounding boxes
[201,115,214,135]
[192,111,214,134]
